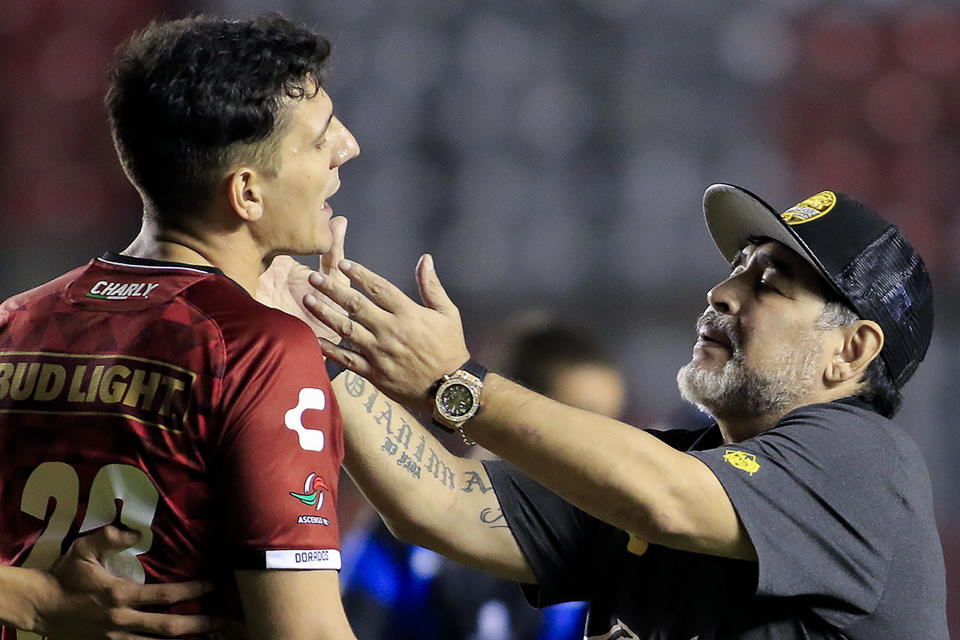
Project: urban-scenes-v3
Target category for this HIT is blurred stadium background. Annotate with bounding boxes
[1,0,957,634]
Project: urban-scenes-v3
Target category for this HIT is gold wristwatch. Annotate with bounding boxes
[432,359,487,443]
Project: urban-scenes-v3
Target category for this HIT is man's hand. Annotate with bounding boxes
[32,525,225,639]
[256,216,349,342]
[304,254,470,410]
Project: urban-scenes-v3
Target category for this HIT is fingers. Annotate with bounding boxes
[72,525,139,562]
[416,254,457,315]
[303,283,373,336]
[317,337,373,379]
[101,609,224,637]
[121,578,214,607]
[335,260,411,314]
[306,264,400,333]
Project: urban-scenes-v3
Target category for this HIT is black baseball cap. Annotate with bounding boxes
[702,183,934,388]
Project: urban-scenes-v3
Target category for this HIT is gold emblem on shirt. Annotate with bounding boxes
[723,449,760,475]
[626,533,648,556]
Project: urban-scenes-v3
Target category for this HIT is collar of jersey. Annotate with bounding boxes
[98,251,249,296]
[99,251,225,276]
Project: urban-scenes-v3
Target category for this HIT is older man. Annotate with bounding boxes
[306,185,947,638]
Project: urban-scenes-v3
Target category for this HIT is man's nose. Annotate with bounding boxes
[707,275,742,315]
[331,121,360,167]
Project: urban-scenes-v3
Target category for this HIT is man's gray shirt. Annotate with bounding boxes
[485,398,948,639]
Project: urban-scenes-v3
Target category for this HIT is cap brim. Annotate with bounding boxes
[703,184,835,291]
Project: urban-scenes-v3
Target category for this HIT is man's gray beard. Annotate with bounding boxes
[676,337,823,420]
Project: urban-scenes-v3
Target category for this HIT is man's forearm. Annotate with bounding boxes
[460,374,749,558]
[334,370,466,539]
[332,371,535,581]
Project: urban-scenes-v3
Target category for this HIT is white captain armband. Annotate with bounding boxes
[235,548,342,570]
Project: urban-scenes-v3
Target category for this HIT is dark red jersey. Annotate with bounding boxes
[0,253,344,624]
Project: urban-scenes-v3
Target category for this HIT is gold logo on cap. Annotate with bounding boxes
[723,449,760,475]
[780,190,836,225]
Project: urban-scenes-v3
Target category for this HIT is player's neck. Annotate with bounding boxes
[122,214,264,295]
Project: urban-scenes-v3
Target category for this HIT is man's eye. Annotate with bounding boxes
[758,279,779,294]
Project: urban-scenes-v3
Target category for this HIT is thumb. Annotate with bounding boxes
[416,254,455,313]
[321,216,348,274]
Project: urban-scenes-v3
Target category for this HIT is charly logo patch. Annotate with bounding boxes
[780,190,836,225]
[86,281,160,300]
[723,449,760,475]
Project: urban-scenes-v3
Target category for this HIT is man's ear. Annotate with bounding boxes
[227,168,265,222]
[825,320,884,385]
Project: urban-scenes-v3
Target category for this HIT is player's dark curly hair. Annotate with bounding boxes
[105,14,331,218]
[817,301,902,418]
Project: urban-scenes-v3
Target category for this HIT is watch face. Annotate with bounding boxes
[439,382,475,418]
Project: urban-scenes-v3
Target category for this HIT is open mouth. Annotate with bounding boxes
[699,326,731,349]
[694,315,740,355]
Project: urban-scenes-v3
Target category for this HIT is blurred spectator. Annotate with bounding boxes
[500,323,627,421]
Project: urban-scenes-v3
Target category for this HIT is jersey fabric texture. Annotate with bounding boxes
[484,398,948,639]
[0,253,344,624]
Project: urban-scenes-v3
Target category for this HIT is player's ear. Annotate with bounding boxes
[825,320,883,385]
[227,167,264,222]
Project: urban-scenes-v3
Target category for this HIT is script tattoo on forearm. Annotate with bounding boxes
[346,371,456,489]
[480,507,509,529]
[461,471,493,493]
[344,372,499,494]
[343,371,366,398]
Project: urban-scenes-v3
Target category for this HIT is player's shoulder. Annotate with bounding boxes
[183,277,318,352]
[0,263,88,314]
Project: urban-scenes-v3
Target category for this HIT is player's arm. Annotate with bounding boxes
[220,262,374,639]
[256,220,532,582]
[235,569,354,639]
[3,526,222,638]
[308,257,756,562]
[332,370,535,583]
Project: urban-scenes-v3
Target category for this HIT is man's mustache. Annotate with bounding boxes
[696,309,743,357]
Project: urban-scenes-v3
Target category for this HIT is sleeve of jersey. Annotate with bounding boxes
[687,404,894,628]
[215,315,344,571]
[483,460,621,607]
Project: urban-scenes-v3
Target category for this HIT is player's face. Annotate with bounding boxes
[258,87,359,256]
[677,241,834,420]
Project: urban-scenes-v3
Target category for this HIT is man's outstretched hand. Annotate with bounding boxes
[31,525,226,639]
[303,254,470,411]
